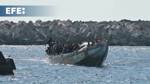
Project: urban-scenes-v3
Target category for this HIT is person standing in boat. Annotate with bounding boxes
[95,37,107,47]
[63,44,70,53]
[47,37,54,47]
[46,38,55,55]
[55,42,63,55]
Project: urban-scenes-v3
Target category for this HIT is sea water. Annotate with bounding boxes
[0,45,150,84]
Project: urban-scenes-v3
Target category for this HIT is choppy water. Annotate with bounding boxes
[0,45,150,84]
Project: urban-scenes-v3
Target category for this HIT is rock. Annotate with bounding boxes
[0,20,150,45]
[0,51,16,75]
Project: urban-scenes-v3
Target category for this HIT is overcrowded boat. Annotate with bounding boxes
[46,39,108,67]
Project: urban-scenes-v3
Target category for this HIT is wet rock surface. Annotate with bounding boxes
[0,19,150,45]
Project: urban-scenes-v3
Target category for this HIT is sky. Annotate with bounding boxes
[0,0,149,22]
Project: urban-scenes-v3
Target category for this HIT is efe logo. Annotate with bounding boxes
[6,7,25,15]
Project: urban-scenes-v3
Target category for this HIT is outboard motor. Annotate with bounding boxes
[0,51,16,75]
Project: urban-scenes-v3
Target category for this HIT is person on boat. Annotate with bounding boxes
[95,37,107,47]
[47,40,80,54]
[94,37,103,44]
[47,37,55,47]
[46,44,55,55]
[51,42,57,55]
[68,44,73,52]
[55,42,63,55]
[63,44,70,53]
[46,38,59,55]
[72,43,80,50]
[0,51,6,64]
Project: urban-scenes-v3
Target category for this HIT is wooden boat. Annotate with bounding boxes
[0,52,16,75]
[46,41,108,67]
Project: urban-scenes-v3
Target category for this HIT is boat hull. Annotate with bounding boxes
[75,43,108,67]
[48,43,108,67]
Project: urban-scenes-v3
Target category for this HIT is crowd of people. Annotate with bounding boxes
[46,38,80,55]
[46,37,105,55]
